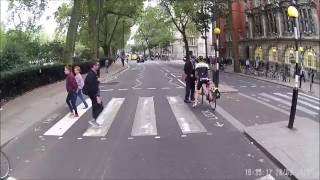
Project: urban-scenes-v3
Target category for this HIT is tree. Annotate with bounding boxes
[134,7,174,57]
[87,0,99,60]
[160,0,195,60]
[63,0,83,64]
[191,0,211,60]
[7,0,48,33]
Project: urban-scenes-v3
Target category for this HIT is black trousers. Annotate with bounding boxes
[185,78,195,101]
[121,59,125,67]
[89,95,103,119]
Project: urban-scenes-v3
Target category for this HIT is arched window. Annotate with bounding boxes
[303,49,317,69]
[268,47,278,62]
[284,47,295,64]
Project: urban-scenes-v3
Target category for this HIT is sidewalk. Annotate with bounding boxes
[0,60,128,146]
[224,65,320,98]
[245,118,319,180]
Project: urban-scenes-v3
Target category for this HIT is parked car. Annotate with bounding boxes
[131,53,138,61]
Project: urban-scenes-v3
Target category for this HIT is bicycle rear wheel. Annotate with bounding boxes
[1,151,10,179]
[209,92,217,111]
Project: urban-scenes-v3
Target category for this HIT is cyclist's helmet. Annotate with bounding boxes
[198,56,204,62]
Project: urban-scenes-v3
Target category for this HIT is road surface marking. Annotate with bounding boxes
[44,99,92,136]
[118,88,128,91]
[216,105,245,131]
[257,96,270,102]
[83,98,125,137]
[147,88,157,90]
[101,89,114,92]
[251,85,257,87]
[240,86,247,88]
[132,87,142,90]
[259,93,318,115]
[177,79,186,86]
[288,92,320,101]
[176,86,184,88]
[170,73,177,78]
[161,87,170,90]
[154,136,160,139]
[260,86,265,88]
[273,93,320,111]
[239,93,290,116]
[256,174,275,180]
[131,97,157,136]
[288,92,320,105]
[167,96,207,134]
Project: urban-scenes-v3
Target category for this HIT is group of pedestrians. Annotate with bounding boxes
[64,61,103,127]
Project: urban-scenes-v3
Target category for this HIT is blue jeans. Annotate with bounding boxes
[77,89,88,108]
[66,92,78,114]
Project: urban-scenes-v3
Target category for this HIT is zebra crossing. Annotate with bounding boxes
[253,92,320,117]
[43,96,210,139]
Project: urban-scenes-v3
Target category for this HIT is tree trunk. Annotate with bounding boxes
[182,32,190,60]
[228,0,241,73]
[87,0,99,60]
[63,0,82,64]
[204,31,208,61]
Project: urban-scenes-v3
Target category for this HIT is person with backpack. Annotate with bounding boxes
[64,65,79,117]
[74,66,88,109]
[83,61,103,127]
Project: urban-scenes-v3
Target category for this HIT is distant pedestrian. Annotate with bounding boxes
[64,65,79,117]
[121,51,125,67]
[310,70,315,92]
[105,58,109,73]
[74,66,88,109]
[245,59,250,74]
[183,57,195,103]
[83,61,103,127]
[299,68,306,88]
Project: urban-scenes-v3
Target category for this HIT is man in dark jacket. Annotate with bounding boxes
[184,57,195,103]
[84,61,102,126]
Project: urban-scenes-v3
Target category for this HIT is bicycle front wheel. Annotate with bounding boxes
[1,151,10,179]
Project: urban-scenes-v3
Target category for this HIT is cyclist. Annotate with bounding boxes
[192,56,212,107]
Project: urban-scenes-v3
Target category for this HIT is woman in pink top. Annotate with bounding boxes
[74,66,88,108]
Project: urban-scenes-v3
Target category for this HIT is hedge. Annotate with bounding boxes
[0,61,105,101]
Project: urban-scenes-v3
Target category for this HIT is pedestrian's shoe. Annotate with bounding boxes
[184,99,191,103]
[192,101,197,108]
[69,112,74,117]
[74,113,79,118]
[88,120,101,128]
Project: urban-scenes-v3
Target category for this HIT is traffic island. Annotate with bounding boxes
[244,118,319,180]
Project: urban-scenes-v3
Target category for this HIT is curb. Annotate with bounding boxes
[243,130,298,180]
[101,63,129,83]
[223,70,316,96]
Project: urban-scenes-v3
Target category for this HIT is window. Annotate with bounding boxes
[282,9,293,33]
[253,14,263,37]
[298,7,315,34]
[266,11,278,35]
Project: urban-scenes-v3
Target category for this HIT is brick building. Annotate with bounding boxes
[215,0,319,76]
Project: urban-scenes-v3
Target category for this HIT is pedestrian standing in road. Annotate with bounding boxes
[183,57,195,103]
[84,62,103,127]
[64,65,79,117]
[74,66,88,109]
[299,67,306,88]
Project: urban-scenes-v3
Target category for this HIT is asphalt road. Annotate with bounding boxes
[3,60,318,180]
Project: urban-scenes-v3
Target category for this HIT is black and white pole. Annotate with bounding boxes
[287,6,299,129]
[214,27,221,88]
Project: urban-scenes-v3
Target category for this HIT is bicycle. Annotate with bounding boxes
[199,81,220,111]
[1,151,10,179]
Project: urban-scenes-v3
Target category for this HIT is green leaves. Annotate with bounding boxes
[135,7,174,53]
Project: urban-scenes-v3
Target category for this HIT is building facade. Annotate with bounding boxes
[240,0,319,73]
[171,24,215,60]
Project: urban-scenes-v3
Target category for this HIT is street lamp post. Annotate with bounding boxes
[287,5,299,129]
[214,27,221,88]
